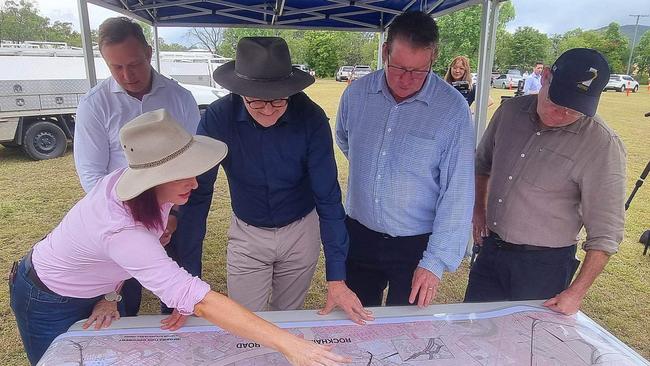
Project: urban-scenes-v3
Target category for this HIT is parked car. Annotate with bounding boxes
[180,82,228,109]
[336,66,354,81]
[293,64,316,77]
[470,73,495,87]
[604,74,639,92]
[493,73,523,89]
[350,65,372,81]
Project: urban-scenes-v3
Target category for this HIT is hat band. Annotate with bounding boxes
[235,70,294,82]
[129,139,194,170]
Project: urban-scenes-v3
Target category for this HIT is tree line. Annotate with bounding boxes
[2,0,649,82]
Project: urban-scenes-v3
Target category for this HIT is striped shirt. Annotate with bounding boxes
[335,70,475,278]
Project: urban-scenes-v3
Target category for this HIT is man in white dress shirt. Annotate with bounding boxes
[73,17,200,317]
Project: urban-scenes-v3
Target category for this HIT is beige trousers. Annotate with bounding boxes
[226,209,321,311]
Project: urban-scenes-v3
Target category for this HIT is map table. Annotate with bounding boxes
[39,300,649,365]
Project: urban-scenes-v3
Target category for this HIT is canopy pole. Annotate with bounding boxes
[474,0,501,146]
[376,30,384,70]
[77,0,97,87]
[153,24,161,72]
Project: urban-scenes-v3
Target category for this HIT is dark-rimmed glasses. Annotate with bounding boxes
[386,56,431,79]
[243,97,289,109]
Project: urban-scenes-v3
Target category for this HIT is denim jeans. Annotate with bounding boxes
[9,258,102,365]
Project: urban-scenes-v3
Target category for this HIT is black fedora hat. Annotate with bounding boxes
[213,37,314,99]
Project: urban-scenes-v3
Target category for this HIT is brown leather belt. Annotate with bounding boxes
[491,233,567,252]
[24,249,58,295]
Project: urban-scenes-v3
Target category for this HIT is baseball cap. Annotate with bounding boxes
[548,48,610,117]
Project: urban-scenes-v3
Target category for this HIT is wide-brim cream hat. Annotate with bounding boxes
[115,109,228,201]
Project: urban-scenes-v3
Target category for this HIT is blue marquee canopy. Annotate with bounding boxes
[80,0,501,143]
[87,0,480,31]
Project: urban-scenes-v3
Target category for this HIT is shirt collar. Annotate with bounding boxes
[371,70,433,107]
[524,95,585,134]
[109,67,165,96]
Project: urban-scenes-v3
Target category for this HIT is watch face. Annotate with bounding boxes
[105,292,122,302]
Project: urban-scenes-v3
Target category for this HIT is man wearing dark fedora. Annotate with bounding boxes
[172,37,373,324]
[466,48,626,315]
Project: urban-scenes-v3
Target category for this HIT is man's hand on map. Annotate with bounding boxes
[318,281,374,325]
[83,298,120,330]
[161,309,189,331]
[543,288,583,315]
[409,267,440,307]
[160,215,178,246]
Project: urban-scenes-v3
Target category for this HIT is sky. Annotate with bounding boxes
[29,0,650,47]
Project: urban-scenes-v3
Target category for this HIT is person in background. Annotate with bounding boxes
[73,16,200,317]
[523,61,544,95]
[444,56,493,107]
[465,49,626,315]
[9,109,350,366]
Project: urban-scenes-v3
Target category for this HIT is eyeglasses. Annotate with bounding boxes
[386,57,431,79]
[243,97,289,109]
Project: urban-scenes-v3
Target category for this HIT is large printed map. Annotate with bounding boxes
[38,306,648,365]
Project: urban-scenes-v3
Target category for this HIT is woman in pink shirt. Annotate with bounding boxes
[9,109,350,366]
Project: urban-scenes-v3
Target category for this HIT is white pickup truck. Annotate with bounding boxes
[0,49,228,160]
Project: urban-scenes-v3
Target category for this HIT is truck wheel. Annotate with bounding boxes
[22,121,67,160]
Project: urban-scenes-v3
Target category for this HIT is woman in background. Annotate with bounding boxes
[444,56,493,107]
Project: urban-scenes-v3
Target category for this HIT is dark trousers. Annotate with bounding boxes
[464,233,580,302]
[345,217,429,306]
[160,233,203,314]
[119,278,142,316]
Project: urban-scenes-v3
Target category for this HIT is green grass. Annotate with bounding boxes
[1,80,649,364]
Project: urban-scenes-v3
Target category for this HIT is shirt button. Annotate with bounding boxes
[377,174,382,179]
[508,175,513,180]
[536,132,541,136]
[382,151,386,156]
[498,198,503,203]
[387,128,392,132]
[520,153,525,158]
[493,222,498,226]
[375,199,379,203]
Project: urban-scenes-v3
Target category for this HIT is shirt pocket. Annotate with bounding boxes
[521,147,574,192]
[397,132,438,177]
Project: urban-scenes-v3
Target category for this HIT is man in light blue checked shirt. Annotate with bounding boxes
[334,11,474,308]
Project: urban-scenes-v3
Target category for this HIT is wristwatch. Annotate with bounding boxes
[104,291,122,302]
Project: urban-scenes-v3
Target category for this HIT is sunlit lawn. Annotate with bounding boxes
[1,80,648,364]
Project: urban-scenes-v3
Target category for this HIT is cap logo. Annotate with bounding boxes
[577,67,598,92]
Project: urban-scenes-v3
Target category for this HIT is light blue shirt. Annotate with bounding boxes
[335,70,475,278]
[523,73,542,95]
